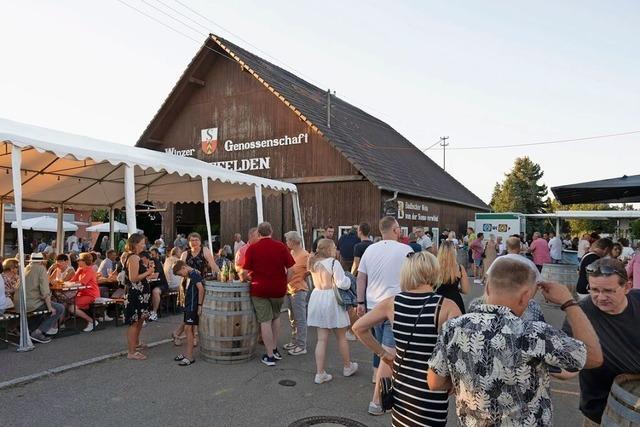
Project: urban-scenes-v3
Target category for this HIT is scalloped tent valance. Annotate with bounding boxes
[0,118,297,208]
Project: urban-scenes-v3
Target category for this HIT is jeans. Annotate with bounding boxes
[36,302,65,333]
[286,291,308,348]
[372,319,395,368]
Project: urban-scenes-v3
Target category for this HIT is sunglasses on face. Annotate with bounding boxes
[586,262,628,281]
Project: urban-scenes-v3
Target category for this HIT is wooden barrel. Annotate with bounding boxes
[541,263,578,298]
[199,281,257,364]
[601,374,640,427]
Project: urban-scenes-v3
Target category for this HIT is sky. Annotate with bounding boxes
[1,0,639,204]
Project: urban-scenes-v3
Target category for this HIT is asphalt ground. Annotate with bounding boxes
[0,282,582,426]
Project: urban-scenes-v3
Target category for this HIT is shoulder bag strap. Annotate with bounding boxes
[395,293,438,372]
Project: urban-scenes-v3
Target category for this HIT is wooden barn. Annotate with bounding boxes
[136,34,489,246]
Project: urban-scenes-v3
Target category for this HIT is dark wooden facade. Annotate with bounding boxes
[139,36,487,247]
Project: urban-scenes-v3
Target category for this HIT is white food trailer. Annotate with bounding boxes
[474,212,527,242]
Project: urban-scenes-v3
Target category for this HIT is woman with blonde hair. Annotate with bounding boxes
[436,241,470,314]
[307,238,358,384]
[122,234,154,360]
[353,251,461,426]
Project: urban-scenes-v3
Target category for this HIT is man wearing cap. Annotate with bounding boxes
[562,258,640,426]
[14,253,66,343]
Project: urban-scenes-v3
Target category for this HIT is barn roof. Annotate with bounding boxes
[137,34,489,210]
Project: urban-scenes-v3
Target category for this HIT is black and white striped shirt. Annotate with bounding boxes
[392,292,448,427]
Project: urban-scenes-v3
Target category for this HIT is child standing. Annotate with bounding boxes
[172,260,204,366]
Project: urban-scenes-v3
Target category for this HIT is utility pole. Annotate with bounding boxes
[439,136,450,170]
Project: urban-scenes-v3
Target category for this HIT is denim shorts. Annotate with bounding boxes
[474,259,483,267]
[373,319,395,348]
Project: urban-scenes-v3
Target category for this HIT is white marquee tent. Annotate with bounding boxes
[86,221,142,234]
[11,215,78,232]
[0,118,303,351]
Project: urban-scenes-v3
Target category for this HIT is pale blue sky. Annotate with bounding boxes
[1,0,638,203]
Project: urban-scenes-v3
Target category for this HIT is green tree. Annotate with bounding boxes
[551,202,617,237]
[490,157,549,214]
[631,220,640,239]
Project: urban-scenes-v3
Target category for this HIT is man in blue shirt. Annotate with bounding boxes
[337,226,360,272]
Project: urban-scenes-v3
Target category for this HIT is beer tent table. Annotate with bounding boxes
[0,117,303,351]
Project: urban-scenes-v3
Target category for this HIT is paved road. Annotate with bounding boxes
[0,282,582,426]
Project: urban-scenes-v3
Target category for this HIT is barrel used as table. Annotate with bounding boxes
[540,263,578,298]
[199,281,257,364]
[601,374,640,427]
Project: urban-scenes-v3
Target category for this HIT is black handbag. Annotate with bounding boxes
[331,259,357,308]
[378,293,444,411]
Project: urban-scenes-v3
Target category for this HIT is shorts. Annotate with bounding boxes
[75,295,96,310]
[474,259,483,267]
[251,296,284,324]
[374,319,395,348]
[183,311,199,326]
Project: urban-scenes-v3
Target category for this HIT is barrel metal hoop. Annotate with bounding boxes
[610,376,640,409]
[206,335,256,342]
[203,346,254,353]
[204,296,251,302]
[605,393,640,423]
[202,309,255,316]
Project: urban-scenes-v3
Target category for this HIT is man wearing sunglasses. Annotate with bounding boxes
[562,258,640,426]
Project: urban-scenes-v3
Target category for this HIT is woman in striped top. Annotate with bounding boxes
[354,251,461,426]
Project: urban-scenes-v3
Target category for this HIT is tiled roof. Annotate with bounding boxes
[139,34,489,210]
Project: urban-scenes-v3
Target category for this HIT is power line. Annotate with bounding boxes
[117,0,416,136]
[425,130,640,151]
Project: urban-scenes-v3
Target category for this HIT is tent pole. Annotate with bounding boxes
[124,165,137,236]
[201,178,213,253]
[56,204,64,255]
[12,147,34,352]
[292,191,304,250]
[0,199,5,258]
[109,208,115,251]
[254,185,264,224]
[555,217,560,237]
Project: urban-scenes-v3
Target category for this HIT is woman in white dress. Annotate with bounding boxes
[307,239,358,384]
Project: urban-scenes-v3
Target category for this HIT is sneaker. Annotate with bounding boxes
[368,401,385,416]
[100,313,114,322]
[273,348,283,360]
[142,320,147,328]
[343,362,359,377]
[314,372,333,384]
[283,342,296,350]
[261,354,276,366]
[178,358,195,366]
[83,321,96,332]
[473,279,482,284]
[288,346,307,356]
[30,330,52,343]
[345,330,357,341]
[149,311,158,322]
[45,326,59,335]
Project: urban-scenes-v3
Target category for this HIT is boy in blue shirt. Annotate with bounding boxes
[172,260,204,366]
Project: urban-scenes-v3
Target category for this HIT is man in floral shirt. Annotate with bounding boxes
[427,257,603,426]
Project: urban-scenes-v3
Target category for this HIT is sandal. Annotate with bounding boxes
[127,351,147,360]
[179,358,195,366]
[174,354,186,362]
[136,342,148,350]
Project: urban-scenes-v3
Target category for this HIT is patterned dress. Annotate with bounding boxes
[186,248,209,277]
[392,292,449,427]
[429,304,586,426]
[123,254,150,325]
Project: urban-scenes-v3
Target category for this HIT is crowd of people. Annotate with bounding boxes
[3,219,639,426]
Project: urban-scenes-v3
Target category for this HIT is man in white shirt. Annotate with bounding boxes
[578,234,591,259]
[549,232,563,264]
[233,233,246,255]
[66,234,79,253]
[494,237,542,283]
[356,216,413,415]
[414,227,433,252]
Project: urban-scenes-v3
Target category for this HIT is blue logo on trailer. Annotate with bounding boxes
[482,224,493,232]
